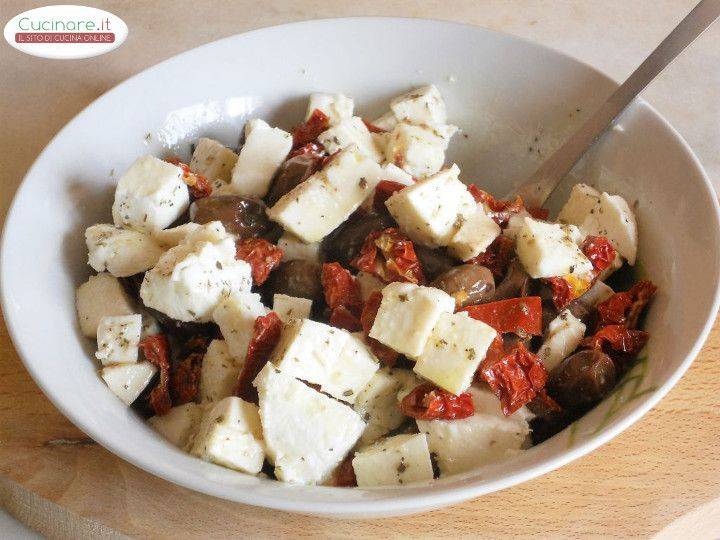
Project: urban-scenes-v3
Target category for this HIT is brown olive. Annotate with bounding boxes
[430,264,495,308]
[548,349,617,411]
[414,245,455,282]
[190,195,272,239]
[265,154,318,207]
[494,258,531,300]
[323,213,394,267]
[263,260,323,303]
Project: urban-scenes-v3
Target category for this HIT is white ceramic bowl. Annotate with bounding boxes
[2,18,719,518]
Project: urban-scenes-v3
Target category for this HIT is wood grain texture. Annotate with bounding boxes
[1,1,719,537]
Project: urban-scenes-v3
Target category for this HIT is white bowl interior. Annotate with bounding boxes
[2,18,719,517]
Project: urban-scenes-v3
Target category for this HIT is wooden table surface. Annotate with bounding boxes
[1,1,719,538]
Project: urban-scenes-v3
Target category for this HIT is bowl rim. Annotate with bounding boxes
[2,16,719,516]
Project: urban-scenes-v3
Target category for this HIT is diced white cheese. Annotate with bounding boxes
[537,310,587,372]
[306,93,354,126]
[230,119,292,198]
[581,192,638,265]
[277,233,321,263]
[503,209,532,241]
[267,145,383,243]
[101,361,157,406]
[371,111,398,132]
[356,271,385,302]
[199,340,243,403]
[76,273,135,338]
[152,222,202,248]
[95,314,142,365]
[354,367,410,444]
[140,223,252,322]
[270,319,378,403]
[394,369,425,402]
[385,165,476,247]
[380,162,415,185]
[353,433,434,487]
[148,403,203,449]
[254,363,365,485]
[272,294,312,322]
[417,387,531,476]
[318,116,383,162]
[390,85,447,126]
[212,291,268,360]
[414,312,497,395]
[86,224,164,277]
[369,282,455,358]
[515,217,593,279]
[189,138,239,184]
[385,122,453,178]
[447,205,501,261]
[557,183,601,226]
[190,396,265,474]
[112,155,190,232]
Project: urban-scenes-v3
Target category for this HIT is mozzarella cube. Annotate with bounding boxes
[267,145,383,242]
[414,312,497,395]
[356,271,384,302]
[581,192,638,265]
[385,165,476,247]
[200,340,243,403]
[371,111,398,132]
[213,291,268,360]
[254,363,365,485]
[272,294,313,322]
[353,433,434,487]
[380,163,415,185]
[354,367,411,444]
[277,233,321,263]
[230,119,292,198]
[390,85,447,126]
[140,224,252,322]
[447,205,501,260]
[537,310,587,372]
[369,282,455,358]
[152,222,203,248]
[76,273,135,338]
[95,314,142,365]
[189,138,238,184]
[385,122,452,178]
[557,183,601,226]
[148,403,203,449]
[306,93,354,126]
[112,155,189,232]
[515,217,593,279]
[86,224,164,277]
[190,396,265,474]
[318,117,383,162]
[270,319,378,403]
[417,387,531,476]
[101,361,157,406]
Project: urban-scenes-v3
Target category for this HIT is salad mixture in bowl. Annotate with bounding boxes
[77,85,655,487]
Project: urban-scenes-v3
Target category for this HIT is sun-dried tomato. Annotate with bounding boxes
[596,280,656,330]
[480,342,548,415]
[235,238,284,286]
[139,334,172,416]
[527,207,550,220]
[235,312,283,403]
[359,291,399,366]
[288,141,326,160]
[400,383,475,420]
[581,324,649,357]
[544,273,593,310]
[352,228,424,284]
[461,296,542,336]
[467,185,524,226]
[362,118,387,133]
[333,454,358,487]
[329,305,363,332]
[321,262,362,312]
[372,180,408,212]
[171,351,203,405]
[165,157,212,199]
[468,235,515,279]
[582,235,617,273]
[292,108,330,149]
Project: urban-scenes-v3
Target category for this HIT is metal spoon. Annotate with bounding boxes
[512,0,720,208]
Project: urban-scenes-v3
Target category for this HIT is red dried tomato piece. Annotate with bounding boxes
[352,228,425,284]
[596,280,656,330]
[321,262,362,312]
[400,383,475,420]
[288,141,326,160]
[235,312,283,403]
[139,334,172,416]
[581,324,649,357]
[461,296,542,336]
[171,351,203,405]
[292,109,330,149]
[544,273,594,310]
[480,342,548,415]
[235,238,284,286]
[329,305,363,332]
[372,180,408,212]
[527,206,550,220]
[581,235,617,273]
[333,454,358,487]
[165,157,212,199]
[362,118,387,133]
[467,185,524,226]
[468,235,515,279]
[360,291,399,366]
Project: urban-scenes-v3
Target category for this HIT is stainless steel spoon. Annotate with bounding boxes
[512,0,720,208]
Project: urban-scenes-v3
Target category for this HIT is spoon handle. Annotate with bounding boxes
[513,0,720,208]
